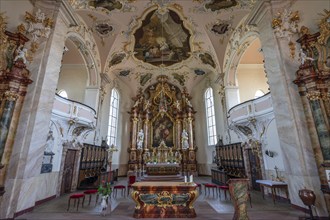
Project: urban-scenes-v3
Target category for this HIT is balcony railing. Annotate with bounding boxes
[228,92,273,123]
[52,94,96,127]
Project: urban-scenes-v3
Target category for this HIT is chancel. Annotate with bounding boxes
[0,1,329,220]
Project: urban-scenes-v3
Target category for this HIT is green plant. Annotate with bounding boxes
[98,181,112,197]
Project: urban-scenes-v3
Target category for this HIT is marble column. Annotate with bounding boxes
[245,0,328,216]
[309,99,330,161]
[0,1,79,218]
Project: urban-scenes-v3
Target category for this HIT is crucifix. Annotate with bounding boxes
[107,144,118,183]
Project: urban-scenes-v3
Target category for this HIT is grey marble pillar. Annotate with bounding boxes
[310,100,330,161]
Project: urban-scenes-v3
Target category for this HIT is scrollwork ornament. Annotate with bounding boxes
[0,12,9,70]
[272,9,300,59]
[4,91,19,101]
[317,9,330,46]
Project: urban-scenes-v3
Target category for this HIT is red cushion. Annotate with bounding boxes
[114,185,125,189]
[218,185,229,189]
[70,194,85,198]
[84,189,98,194]
[128,176,136,184]
[204,183,217,188]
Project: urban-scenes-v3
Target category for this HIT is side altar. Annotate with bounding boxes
[127,76,198,175]
[131,181,198,218]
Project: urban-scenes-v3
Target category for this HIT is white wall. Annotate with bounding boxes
[57,64,88,103]
[191,75,227,175]
[237,64,269,102]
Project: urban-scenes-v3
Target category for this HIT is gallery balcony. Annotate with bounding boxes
[228,92,273,123]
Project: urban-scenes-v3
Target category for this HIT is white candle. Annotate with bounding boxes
[189,175,193,182]
[184,176,187,182]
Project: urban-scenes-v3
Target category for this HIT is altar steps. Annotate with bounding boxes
[140,174,184,182]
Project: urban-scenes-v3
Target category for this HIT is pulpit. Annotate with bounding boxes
[131,181,198,218]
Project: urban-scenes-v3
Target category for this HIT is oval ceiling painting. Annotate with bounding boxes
[134,8,191,67]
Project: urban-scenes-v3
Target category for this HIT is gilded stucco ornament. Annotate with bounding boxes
[272,9,300,59]
[20,9,54,61]
[317,9,330,46]
[4,91,19,101]
[0,12,8,70]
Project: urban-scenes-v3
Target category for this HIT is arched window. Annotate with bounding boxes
[204,87,217,146]
[58,90,68,99]
[254,89,265,99]
[107,88,119,146]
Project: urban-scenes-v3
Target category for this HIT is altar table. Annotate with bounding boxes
[131,181,198,218]
[145,163,180,175]
[256,180,289,204]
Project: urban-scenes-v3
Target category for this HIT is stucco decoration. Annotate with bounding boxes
[194,69,205,75]
[18,9,54,61]
[205,0,238,11]
[272,9,300,59]
[0,12,8,71]
[199,53,215,68]
[133,7,191,67]
[140,73,152,86]
[208,16,234,44]
[192,0,255,13]
[88,0,123,11]
[109,52,126,67]
[119,69,130,76]
[172,73,185,86]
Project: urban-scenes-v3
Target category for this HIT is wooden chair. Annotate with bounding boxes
[203,183,218,197]
[83,189,99,205]
[113,185,126,198]
[67,193,85,211]
[127,175,137,196]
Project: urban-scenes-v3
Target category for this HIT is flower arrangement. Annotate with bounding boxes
[98,181,112,197]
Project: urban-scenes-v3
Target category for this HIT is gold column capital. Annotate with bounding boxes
[306,91,321,101]
[4,91,19,101]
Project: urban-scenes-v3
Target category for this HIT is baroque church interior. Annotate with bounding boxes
[0,0,329,219]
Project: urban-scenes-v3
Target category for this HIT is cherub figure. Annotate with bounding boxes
[299,49,314,65]
[14,45,28,64]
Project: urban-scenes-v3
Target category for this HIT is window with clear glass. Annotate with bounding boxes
[58,90,68,99]
[107,88,119,146]
[254,89,265,99]
[205,87,217,146]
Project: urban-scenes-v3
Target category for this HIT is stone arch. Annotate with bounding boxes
[223,17,261,109]
[65,32,100,88]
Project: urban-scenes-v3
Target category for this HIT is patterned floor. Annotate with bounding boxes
[17,176,309,220]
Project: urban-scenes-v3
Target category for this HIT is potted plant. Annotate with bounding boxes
[98,181,112,215]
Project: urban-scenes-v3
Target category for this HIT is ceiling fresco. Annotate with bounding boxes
[133,8,191,67]
[65,0,256,94]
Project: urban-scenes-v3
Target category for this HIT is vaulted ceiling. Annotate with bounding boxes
[64,0,258,94]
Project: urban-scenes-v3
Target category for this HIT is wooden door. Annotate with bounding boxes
[247,149,262,191]
[61,149,77,194]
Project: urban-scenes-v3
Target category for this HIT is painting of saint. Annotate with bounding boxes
[134,9,191,66]
[152,115,174,147]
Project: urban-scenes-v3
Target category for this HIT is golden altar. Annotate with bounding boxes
[131,181,198,218]
[145,163,180,175]
[127,76,198,176]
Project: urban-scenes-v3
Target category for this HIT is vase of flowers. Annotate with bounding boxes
[98,181,112,216]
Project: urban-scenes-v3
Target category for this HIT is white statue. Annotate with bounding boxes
[45,130,54,153]
[137,129,144,149]
[14,46,28,64]
[299,49,314,65]
[181,129,189,149]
